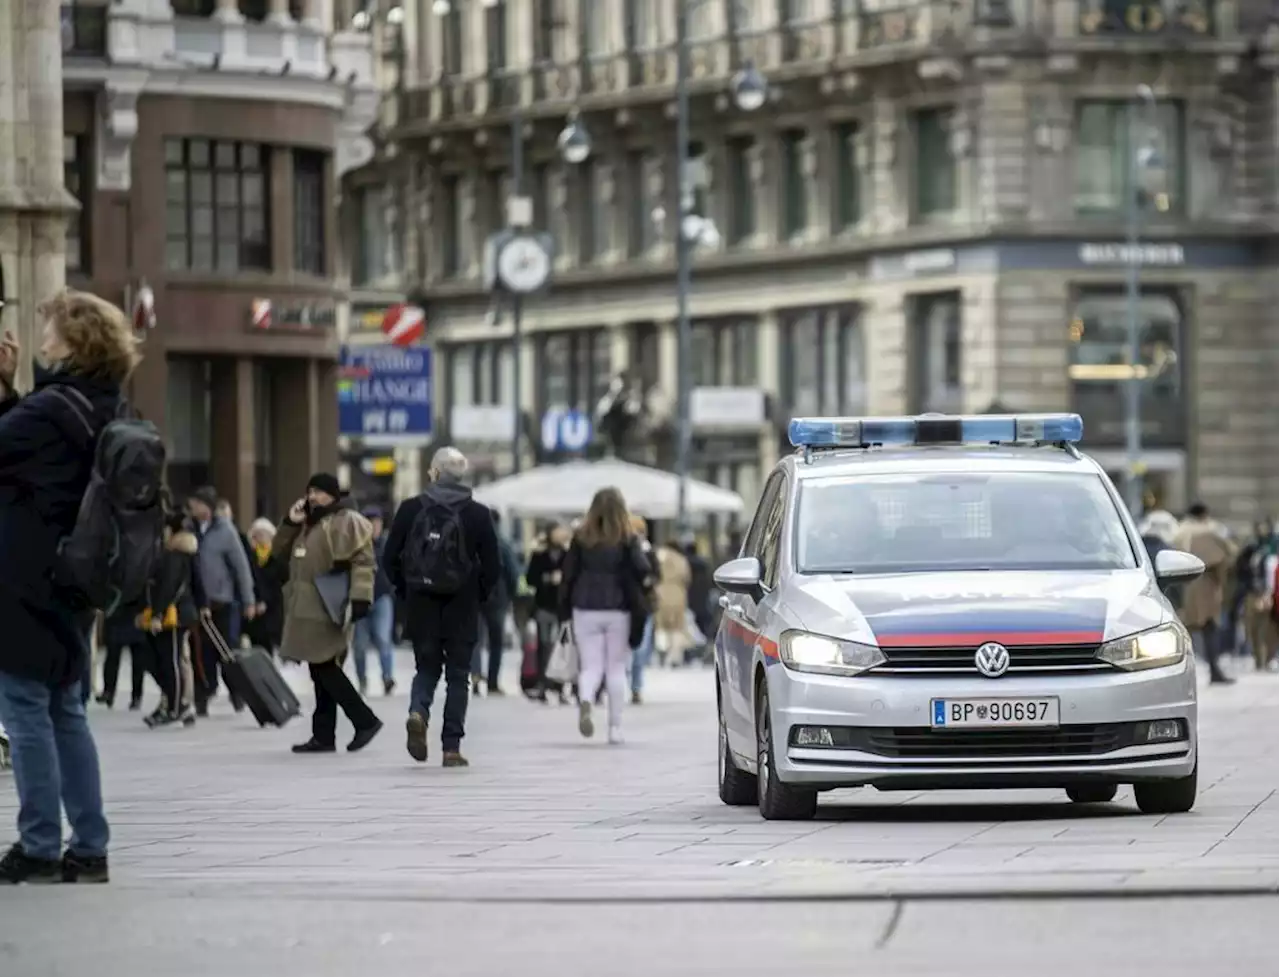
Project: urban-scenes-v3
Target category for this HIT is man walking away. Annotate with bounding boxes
[472,508,521,696]
[384,448,499,767]
[216,498,254,648]
[1174,502,1236,685]
[353,506,397,696]
[187,487,257,714]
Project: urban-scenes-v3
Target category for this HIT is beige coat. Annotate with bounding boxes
[654,546,691,633]
[1173,518,1235,630]
[272,502,375,665]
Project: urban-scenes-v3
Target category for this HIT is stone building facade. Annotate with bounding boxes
[54,0,376,521]
[389,0,1274,535]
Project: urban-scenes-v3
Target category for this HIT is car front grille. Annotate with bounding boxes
[872,643,1112,677]
[854,724,1131,759]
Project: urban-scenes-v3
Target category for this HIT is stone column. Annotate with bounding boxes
[268,0,293,23]
[210,358,257,526]
[214,0,243,22]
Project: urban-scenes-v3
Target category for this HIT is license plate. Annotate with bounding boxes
[930,697,1060,729]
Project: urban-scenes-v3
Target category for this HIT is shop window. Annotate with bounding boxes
[293,150,326,276]
[165,138,270,273]
[1074,100,1184,216]
[910,291,962,413]
[913,107,957,219]
[780,129,808,238]
[691,318,757,387]
[1067,288,1185,446]
[536,329,610,413]
[64,134,89,273]
[726,136,756,245]
[780,306,865,417]
[832,120,861,232]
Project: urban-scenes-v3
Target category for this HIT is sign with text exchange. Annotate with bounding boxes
[338,345,433,443]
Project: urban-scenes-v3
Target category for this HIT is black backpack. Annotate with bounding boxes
[50,388,166,615]
[403,496,473,596]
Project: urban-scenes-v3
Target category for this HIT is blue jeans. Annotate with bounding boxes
[471,601,508,689]
[352,594,395,685]
[630,615,654,694]
[0,672,110,861]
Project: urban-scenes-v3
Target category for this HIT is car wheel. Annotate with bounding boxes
[718,692,757,806]
[1066,784,1118,804]
[755,685,818,821]
[1134,764,1198,815]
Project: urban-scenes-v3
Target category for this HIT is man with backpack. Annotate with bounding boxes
[383,447,499,768]
[0,290,163,884]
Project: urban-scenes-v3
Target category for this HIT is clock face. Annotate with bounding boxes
[497,236,551,294]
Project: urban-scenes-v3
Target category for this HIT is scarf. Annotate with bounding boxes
[255,541,272,566]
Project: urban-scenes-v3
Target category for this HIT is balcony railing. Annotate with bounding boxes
[61,3,107,58]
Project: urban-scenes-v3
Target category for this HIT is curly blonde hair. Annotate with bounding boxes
[578,487,631,549]
[37,289,141,383]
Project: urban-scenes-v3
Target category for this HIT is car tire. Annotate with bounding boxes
[755,685,818,822]
[718,693,757,806]
[1066,784,1118,804]
[1134,764,1198,815]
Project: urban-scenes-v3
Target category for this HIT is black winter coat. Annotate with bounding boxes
[0,368,122,684]
[146,530,204,630]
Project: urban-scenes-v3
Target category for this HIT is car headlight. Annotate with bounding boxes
[1096,623,1188,671]
[779,630,886,676]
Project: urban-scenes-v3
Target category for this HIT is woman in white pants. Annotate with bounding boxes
[560,488,653,744]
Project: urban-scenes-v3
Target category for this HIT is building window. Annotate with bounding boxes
[61,2,108,56]
[64,134,88,273]
[442,5,463,75]
[169,0,216,15]
[780,306,865,417]
[780,129,808,238]
[832,121,860,232]
[1067,288,1185,446]
[165,138,270,273]
[486,0,506,69]
[1074,100,1184,215]
[165,356,212,500]
[355,186,393,285]
[686,142,710,218]
[726,136,756,244]
[293,151,325,275]
[440,175,460,276]
[238,0,305,21]
[910,291,962,413]
[537,329,612,414]
[913,107,957,219]
[626,151,653,257]
[578,159,598,262]
[485,168,507,239]
[580,0,607,56]
[690,318,757,387]
[447,341,513,408]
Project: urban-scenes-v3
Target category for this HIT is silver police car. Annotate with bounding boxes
[713,413,1205,821]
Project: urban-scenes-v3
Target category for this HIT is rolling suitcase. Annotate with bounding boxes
[202,620,300,727]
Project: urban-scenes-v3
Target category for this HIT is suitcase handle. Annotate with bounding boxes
[201,618,236,664]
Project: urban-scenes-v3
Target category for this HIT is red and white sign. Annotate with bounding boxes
[381,303,426,347]
[251,298,272,330]
[131,281,156,332]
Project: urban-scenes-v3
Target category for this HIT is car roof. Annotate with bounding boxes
[784,445,1104,481]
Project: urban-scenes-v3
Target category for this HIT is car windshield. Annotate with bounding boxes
[795,471,1138,574]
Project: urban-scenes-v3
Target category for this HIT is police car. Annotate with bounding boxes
[713,413,1205,821]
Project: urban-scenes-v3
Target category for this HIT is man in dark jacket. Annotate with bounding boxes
[471,508,521,696]
[0,290,139,884]
[353,506,397,696]
[383,447,499,768]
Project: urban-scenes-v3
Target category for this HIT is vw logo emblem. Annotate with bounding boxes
[974,642,1010,678]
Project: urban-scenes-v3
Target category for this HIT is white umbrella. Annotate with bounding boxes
[473,459,745,520]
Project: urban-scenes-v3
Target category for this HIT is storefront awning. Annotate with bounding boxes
[472,459,745,520]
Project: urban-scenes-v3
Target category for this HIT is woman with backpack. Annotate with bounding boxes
[559,488,653,744]
[0,290,142,884]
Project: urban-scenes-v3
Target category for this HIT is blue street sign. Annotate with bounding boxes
[540,408,593,453]
[338,345,433,442]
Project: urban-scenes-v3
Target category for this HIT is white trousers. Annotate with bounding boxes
[572,609,631,730]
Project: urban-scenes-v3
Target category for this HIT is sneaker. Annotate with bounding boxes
[347,720,384,753]
[384,678,397,696]
[608,727,625,745]
[195,702,209,718]
[405,712,428,763]
[180,709,196,728]
[631,690,642,705]
[0,844,60,884]
[128,697,142,711]
[61,851,109,884]
[578,702,595,739]
[291,739,337,754]
[442,751,470,768]
[471,677,482,696]
[144,707,173,729]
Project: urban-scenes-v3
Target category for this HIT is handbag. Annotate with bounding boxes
[313,570,351,628]
[545,623,579,684]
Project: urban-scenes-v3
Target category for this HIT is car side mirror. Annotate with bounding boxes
[714,556,762,598]
[1154,549,1205,586]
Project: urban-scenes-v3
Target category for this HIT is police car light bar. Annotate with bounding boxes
[787,413,1084,450]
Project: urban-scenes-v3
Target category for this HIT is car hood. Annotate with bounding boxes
[789,569,1171,649]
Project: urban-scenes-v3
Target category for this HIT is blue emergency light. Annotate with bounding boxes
[787,413,1084,450]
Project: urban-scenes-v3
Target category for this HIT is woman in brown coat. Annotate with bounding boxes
[273,473,383,754]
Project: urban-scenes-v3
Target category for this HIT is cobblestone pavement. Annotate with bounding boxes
[1,652,1275,976]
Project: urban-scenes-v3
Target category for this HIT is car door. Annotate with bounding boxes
[727,473,783,758]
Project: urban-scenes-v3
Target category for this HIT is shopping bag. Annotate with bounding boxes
[545,623,579,684]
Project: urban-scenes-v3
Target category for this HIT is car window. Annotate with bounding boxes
[795,471,1138,574]
[757,478,789,590]
[743,471,783,560]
